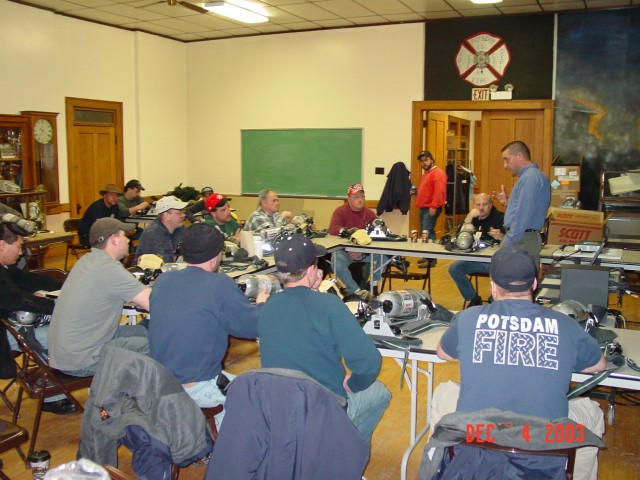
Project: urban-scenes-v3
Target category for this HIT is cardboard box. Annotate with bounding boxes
[551,165,581,192]
[546,208,609,245]
[550,190,579,208]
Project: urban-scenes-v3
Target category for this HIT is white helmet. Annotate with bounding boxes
[456,231,476,251]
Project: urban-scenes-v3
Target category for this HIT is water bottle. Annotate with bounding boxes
[377,289,430,318]
[237,274,282,299]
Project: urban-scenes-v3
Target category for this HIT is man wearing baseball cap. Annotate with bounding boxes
[204,193,242,244]
[149,223,268,423]
[185,186,215,223]
[77,183,123,247]
[259,234,391,441]
[49,218,151,377]
[328,184,381,298]
[135,195,188,263]
[431,247,605,478]
[118,179,149,218]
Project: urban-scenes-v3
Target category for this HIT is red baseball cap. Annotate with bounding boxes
[205,193,230,212]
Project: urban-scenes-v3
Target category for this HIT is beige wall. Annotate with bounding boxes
[1,2,421,234]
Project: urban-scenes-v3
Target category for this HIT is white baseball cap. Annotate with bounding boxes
[154,195,188,214]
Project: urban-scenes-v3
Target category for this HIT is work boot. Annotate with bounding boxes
[467,294,482,308]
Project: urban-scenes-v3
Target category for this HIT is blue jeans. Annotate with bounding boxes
[60,324,149,377]
[333,250,389,294]
[184,371,235,427]
[7,325,65,403]
[347,380,391,440]
[420,206,442,241]
[448,261,491,301]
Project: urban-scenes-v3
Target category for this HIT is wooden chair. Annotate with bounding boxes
[31,268,68,284]
[449,441,577,480]
[462,271,490,308]
[1,318,92,461]
[380,259,431,293]
[63,218,91,271]
[0,419,29,478]
[170,404,223,480]
[103,465,134,480]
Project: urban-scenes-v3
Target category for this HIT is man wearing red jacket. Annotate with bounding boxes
[415,150,447,242]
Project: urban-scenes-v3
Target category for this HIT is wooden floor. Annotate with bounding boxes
[2,249,639,479]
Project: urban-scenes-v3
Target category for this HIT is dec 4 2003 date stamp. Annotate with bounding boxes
[466,423,586,443]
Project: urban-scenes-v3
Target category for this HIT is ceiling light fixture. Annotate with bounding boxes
[203,1,269,23]
[470,0,503,4]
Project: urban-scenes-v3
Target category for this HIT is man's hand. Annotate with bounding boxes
[343,373,354,395]
[281,210,293,221]
[429,207,437,216]
[255,288,270,304]
[348,252,364,261]
[492,186,507,206]
[488,227,504,241]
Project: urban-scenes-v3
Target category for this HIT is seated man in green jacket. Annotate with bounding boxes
[258,234,391,441]
[204,193,242,244]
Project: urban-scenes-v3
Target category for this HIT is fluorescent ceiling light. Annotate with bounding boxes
[470,0,502,3]
[204,1,269,23]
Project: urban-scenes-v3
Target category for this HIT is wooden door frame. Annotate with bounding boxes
[410,99,554,233]
[65,97,124,216]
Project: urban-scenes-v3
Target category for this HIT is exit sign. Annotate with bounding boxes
[472,88,490,101]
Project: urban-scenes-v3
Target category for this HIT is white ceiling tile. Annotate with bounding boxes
[99,3,168,20]
[276,20,322,29]
[313,17,355,26]
[66,7,135,23]
[66,0,118,7]
[277,2,340,19]
[459,6,503,15]
[423,10,463,18]
[349,15,387,24]
[126,20,183,33]
[354,0,413,15]
[152,16,211,31]
[382,12,426,21]
[251,23,294,32]
[316,0,376,17]
[22,0,86,12]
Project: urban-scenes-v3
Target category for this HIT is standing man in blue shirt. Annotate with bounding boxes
[492,141,551,267]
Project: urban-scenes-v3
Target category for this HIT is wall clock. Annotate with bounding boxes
[455,32,512,87]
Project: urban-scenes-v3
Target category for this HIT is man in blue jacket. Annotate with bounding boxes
[149,223,268,425]
[258,234,391,441]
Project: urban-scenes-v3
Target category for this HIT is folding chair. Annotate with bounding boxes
[0,419,29,478]
[63,218,91,271]
[1,318,92,461]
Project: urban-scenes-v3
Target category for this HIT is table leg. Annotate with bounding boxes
[399,359,433,480]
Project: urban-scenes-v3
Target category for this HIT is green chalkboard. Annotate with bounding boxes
[241,129,362,197]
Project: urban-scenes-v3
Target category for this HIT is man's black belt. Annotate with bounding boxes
[504,228,539,232]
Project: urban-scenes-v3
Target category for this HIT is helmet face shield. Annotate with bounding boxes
[456,231,475,251]
[9,311,40,327]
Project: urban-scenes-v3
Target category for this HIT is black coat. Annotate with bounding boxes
[0,266,61,379]
[377,162,412,215]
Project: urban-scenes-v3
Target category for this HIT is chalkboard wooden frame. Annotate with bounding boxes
[241,128,362,197]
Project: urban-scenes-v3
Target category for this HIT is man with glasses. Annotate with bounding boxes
[447,193,505,307]
[244,189,292,231]
[135,195,188,263]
